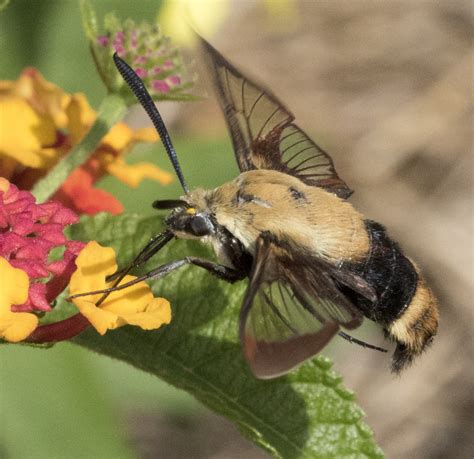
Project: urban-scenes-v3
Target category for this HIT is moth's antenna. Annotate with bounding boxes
[113,53,189,193]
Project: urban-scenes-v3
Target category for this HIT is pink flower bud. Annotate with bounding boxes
[152,80,170,93]
[97,36,109,47]
[134,67,148,79]
[166,75,181,86]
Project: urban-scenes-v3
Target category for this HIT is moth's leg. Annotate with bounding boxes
[338,331,387,353]
[142,257,245,283]
[107,230,174,282]
[69,257,245,300]
[92,230,175,307]
[186,257,246,282]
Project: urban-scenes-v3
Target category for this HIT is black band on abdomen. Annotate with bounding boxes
[345,220,418,325]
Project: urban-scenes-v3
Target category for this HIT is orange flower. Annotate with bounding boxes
[0,68,172,214]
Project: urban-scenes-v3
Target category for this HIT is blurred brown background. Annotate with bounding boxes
[175,1,473,457]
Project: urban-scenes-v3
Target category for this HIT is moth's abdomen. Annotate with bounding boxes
[348,220,439,372]
[387,273,439,372]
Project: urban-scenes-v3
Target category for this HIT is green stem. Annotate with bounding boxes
[31,93,127,203]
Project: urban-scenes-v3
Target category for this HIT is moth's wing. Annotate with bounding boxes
[200,36,353,199]
[240,236,363,379]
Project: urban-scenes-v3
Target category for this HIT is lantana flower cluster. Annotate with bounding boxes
[90,15,194,100]
[0,178,171,343]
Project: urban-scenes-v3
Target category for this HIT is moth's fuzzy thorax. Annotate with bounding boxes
[198,170,370,263]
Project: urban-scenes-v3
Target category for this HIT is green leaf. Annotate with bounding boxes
[66,213,384,459]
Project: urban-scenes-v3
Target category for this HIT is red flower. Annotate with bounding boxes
[0,178,85,314]
[53,166,124,216]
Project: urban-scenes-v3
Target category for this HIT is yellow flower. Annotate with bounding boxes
[69,242,171,335]
[0,88,58,169]
[159,0,230,45]
[98,124,173,188]
[0,257,38,342]
[159,0,298,45]
[0,177,9,192]
[0,68,172,210]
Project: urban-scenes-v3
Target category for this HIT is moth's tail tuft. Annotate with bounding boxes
[386,273,439,373]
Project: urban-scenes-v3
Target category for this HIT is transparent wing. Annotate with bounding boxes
[200,36,353,199]
[240,236,363,379]
[275,124,353,197]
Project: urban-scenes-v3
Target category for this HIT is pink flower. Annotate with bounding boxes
[152,80,170,93]
[166,75,181,87]
[134,67,148,78]
[0,179,85,313]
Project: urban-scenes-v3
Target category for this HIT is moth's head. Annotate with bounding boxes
[153,190,215,238]
[166,206,215,238]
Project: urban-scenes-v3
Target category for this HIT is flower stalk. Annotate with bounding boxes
[31,93,127,203]
[26,313,90,343]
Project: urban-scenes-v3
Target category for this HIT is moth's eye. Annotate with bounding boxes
[190,215,212,236]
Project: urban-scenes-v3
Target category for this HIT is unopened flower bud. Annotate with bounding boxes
[81,2,196,102]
